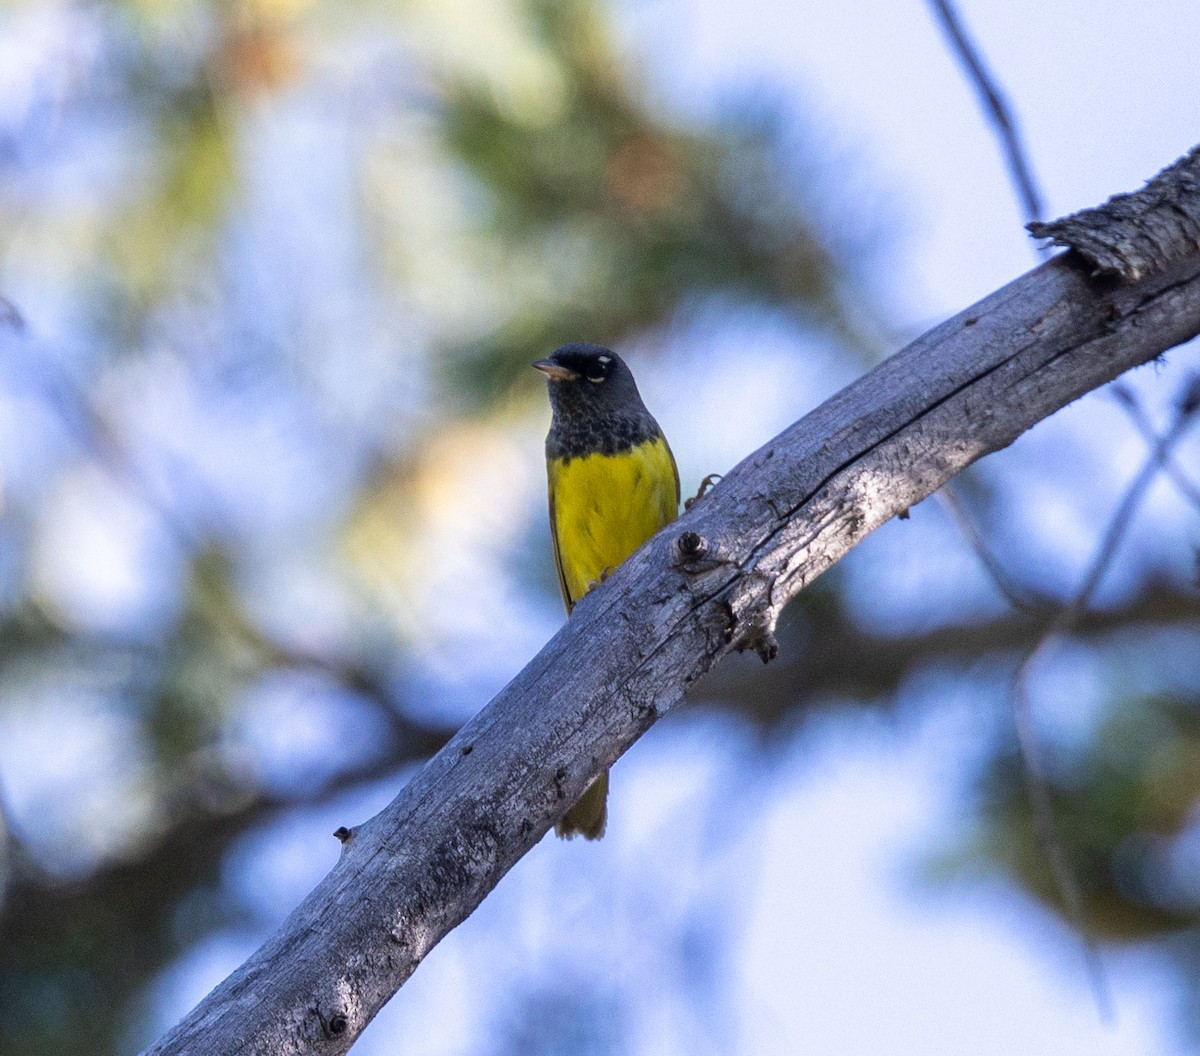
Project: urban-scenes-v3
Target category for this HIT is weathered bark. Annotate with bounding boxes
[145,148,1200,1055]
[1028,145,1200,282]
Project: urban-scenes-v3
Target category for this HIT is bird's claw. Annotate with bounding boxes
[685,473,723,510]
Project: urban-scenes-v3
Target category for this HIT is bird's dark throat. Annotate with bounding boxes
[546,413,663,463]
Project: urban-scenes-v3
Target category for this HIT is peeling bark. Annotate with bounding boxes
[1028,146,1200,281]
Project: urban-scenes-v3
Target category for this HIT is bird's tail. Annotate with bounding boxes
[555,770,608,840]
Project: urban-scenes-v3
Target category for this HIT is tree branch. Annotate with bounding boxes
[927,0,1046,226]
[145,148,1200,1056]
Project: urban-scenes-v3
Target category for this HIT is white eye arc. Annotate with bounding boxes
[598,355,612,365]
[588,374,605,383]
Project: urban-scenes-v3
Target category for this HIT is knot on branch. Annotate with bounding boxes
[675,530,708,563]
[314,1006,350,1039]
[1027,144,1200,282]
[730,608,779,664]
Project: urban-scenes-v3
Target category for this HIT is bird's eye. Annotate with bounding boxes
[588,355,612,383]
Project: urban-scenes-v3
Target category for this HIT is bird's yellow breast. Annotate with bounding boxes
[548,436,679,610]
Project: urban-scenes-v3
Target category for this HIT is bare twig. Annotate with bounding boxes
[927,0,1046,227]
[930,7,1193,1006]
[144,149,1200,1056]
[934,484,1045,611]
[0,296,23,332]
[1037,379,1199,644]
[0,783,13,914]
[1011,376,1200,1019]
[927,0,1054,609]
[1112,383,1200,513]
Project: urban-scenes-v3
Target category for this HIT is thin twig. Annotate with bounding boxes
[1112,383,1200,513]
[0,781,14,914]
[927,0,1059,645]
[0,295,24,332]
[927,0,1046,228]
[935,483,1045,611]
[928,0,1121,1011]
[1011,376,1200,1021]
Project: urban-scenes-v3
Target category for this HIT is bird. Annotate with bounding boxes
[533,342,680,840]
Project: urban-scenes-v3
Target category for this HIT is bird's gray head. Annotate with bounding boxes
[532,343,650,420]
[532,343,660,459]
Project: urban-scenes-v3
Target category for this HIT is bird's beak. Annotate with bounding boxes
[532,359,579,382]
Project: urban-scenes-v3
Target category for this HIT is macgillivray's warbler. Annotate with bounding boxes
[533,343,680,840]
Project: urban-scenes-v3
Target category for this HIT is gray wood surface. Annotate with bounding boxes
[145,149,1200,1056]
[1029,145,1200,281]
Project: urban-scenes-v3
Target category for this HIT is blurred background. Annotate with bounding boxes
[1,0,1199,1053]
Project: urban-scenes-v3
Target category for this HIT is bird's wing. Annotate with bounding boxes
[547,474,576,613]
[662,433,681,511]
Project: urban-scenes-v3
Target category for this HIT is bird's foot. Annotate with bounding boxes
[685,473,723,510]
